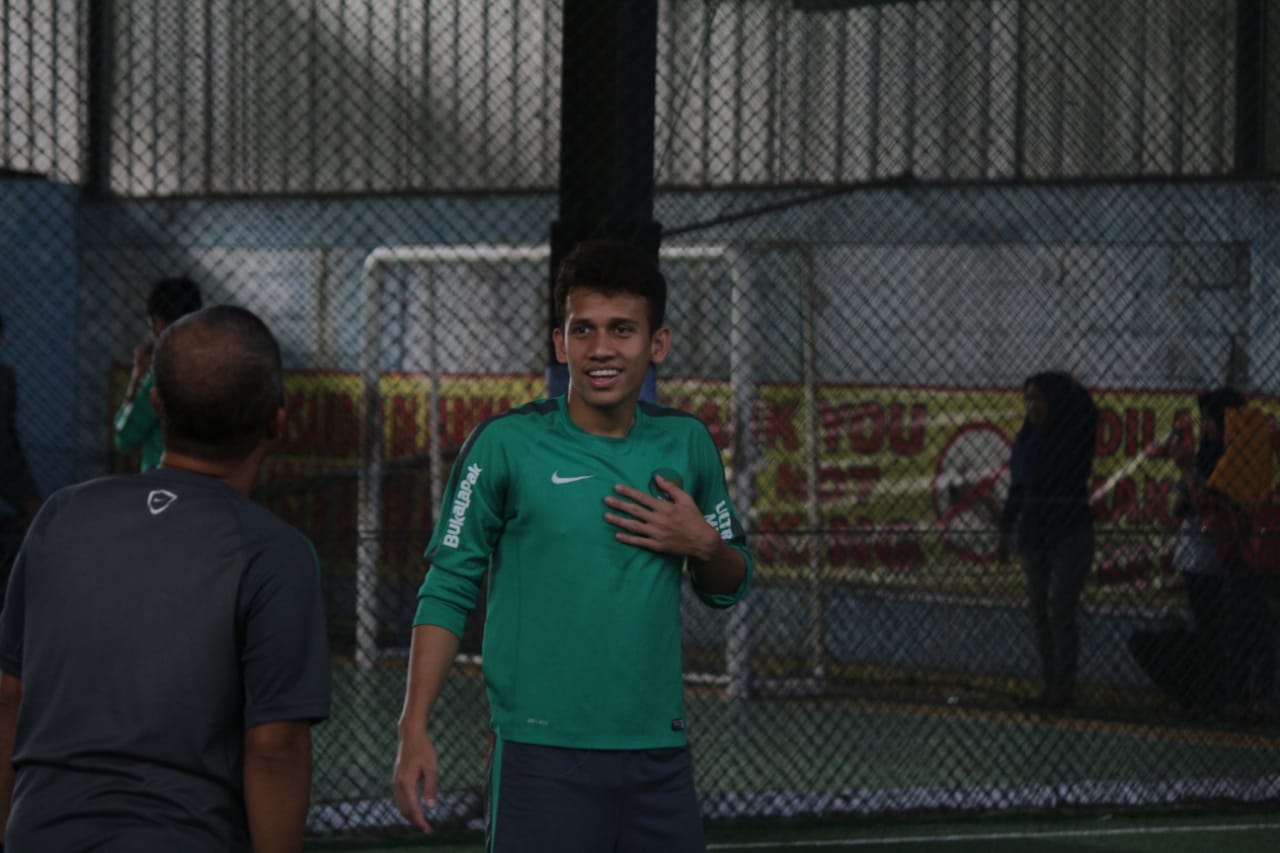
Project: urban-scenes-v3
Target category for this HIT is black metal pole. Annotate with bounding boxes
[611,0,661,254]
[1234,0,1266,177]
[85,0,115,197]
[548,0,661,389]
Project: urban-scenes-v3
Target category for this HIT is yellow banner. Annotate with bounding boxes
[112,368,1280,588]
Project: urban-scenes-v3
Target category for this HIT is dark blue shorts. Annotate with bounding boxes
[485,738,705,853]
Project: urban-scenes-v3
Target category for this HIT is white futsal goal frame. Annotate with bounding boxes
[353,243,796,699]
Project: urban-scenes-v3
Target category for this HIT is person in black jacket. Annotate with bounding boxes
[1173,389,1245,627]
[0,313,41,593]
[0,313,40,524]
[999,371,1098,710]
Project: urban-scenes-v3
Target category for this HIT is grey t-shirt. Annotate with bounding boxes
[0,468,331,852]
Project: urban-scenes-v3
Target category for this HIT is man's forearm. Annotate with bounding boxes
[398,624,461,735]
[244,722,312,853]
[391,624,462,831]
[0,674,21,842]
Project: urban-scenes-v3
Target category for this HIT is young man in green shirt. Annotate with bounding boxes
[113,277,202,471]
[392,240,752,852]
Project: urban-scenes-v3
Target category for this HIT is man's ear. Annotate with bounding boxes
[552,326,568,364]
[149,386,164,418]
[649,326,672,366]
[265,405,286,442]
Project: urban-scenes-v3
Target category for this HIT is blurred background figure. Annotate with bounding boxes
[1170,388,1250,654]
[0,313,40,521]
[1130,388,1244,713]
[1179,400,1278,716]
[113,277,203,472]
[0,312,41,599]
[999,371,1098,711]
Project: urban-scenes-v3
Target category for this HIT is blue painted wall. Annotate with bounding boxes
[0,175,78,502]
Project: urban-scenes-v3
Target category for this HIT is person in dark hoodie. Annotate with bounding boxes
[1173,389,1246,628]
[1129,388,1245,713]
[1170,392,1276,714]
[0,313,40,525]
[998,371,1098,710]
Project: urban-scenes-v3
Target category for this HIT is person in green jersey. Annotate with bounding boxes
[392,239,753,852]
[113,277,203,471]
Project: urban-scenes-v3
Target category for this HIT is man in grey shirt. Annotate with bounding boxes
[0,305,331,852]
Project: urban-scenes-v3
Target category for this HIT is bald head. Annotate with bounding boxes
[153,305,284,462]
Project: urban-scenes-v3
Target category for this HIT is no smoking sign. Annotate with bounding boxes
[932,423,1013,562]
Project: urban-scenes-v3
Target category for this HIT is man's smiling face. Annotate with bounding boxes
[553,287,670,435]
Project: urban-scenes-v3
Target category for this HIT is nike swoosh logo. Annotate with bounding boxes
[147,489,178,515]
[551,472,595,485]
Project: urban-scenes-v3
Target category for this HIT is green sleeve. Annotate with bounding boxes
[413,422,507,637]
[113,370,159,453]
[690,427,753,609]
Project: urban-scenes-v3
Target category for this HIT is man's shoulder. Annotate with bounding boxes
[177,482,316,572]
[55,471,300,545]
[638,400,716,440]
[47,472,133,504]
[638,399,702,422]
[46,471,228,520]
[496,396,560,425]
[223,490,313,552]
[467,397,561,443]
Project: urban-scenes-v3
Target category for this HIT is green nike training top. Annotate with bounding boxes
[414,395,752,750]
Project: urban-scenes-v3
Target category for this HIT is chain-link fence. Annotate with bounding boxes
[3,0,1280,841]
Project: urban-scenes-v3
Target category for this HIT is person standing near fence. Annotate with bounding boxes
[0,314,41,607]
[1171,388,1245,705]
[114,276,203,471]
[1175,399,1277,715]
[392,239,753,852]
[0,305,331,852]
[999,371,1098,711]
[1128,387,1245,713]
[1171,389,1246,603]
[0,313,40,525]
